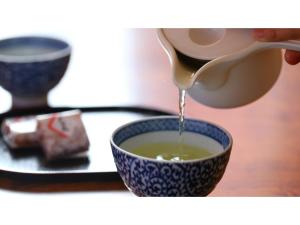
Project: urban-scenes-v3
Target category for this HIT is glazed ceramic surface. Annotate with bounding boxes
[111,116,232,196]
[0,36,71,107]
[158,29,283,108]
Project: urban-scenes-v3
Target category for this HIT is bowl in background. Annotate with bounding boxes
[111,116,232,197]
[0,36,71,109]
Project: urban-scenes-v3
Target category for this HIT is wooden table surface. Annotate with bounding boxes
[1,29,300,196]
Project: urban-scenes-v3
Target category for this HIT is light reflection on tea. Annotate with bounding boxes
[130,142,213,161]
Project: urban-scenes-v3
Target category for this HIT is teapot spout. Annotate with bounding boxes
[157,29,208,90]
[172,58,200,89]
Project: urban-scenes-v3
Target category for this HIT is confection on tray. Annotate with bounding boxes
[1,116,39,149]
[1,110,90,161]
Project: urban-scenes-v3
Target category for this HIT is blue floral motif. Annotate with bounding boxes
[113,118,230,149]
[0,36,71,97]
[111,117,232,197]
[0,57,69,97]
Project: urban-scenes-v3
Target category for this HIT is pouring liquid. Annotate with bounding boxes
[175,50,209,135]
[178,88,186,157]
[178,88,186,136]
[175,50,210,156]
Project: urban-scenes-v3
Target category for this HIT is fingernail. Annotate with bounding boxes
[285,51,300,65]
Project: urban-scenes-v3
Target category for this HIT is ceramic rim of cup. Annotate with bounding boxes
[110,115,233,164]
[0,36,71,63]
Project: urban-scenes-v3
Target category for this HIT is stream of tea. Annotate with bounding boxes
[175,49,207,138]
[129,87,214,161]
[178,88,186,157]
[178,88,186,136]
[131,45,211,161]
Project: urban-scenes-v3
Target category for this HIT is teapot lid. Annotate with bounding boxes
[163,28,255,60]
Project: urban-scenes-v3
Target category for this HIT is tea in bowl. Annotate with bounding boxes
[110,116,232,197]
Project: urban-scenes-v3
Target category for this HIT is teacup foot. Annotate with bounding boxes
[12,95,48,110]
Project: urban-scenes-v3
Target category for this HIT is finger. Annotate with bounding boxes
[253,29,276,41]
[253,29,300,41]
[284,50,300,65]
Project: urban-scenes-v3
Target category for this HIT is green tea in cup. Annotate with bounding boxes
[120,130,222,161]
[130,142,212,161]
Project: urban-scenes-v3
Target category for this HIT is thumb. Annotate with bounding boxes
[253,29,300,41]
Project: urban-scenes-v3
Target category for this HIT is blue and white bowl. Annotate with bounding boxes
[111,116,232,197]
[0,36,71,106]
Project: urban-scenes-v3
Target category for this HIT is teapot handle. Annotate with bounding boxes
[257,40,300,52]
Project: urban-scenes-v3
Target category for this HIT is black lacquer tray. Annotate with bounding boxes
[0,106,173,182]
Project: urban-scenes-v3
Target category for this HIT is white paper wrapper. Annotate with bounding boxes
[37,110,90,160]
[1,116,39,149]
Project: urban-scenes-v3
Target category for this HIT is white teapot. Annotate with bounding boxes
[157,28,287,108]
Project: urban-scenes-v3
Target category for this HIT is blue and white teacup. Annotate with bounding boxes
[0,36,71,108]
[111,116,232,197]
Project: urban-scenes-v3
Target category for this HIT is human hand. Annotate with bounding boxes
[253,29,300,65]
